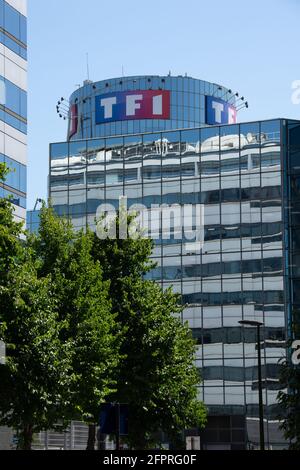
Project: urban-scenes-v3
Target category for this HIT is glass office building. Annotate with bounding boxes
[26,209,40,233]
[49,117,300,450]
[49,75,300,449]
[0,0,27,224]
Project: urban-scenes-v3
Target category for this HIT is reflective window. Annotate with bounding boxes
[143,133,161,181]
[4,1,19,37]
[201,127,220,176]
[161,131,180,180]
[87,139,105,188]
[124,135,142,183]
[1,153,26,194]
[106,137,123,186]
[2,76,26,118]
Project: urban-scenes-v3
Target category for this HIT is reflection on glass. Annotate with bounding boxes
[87,139,105,188]
[124,135,143,183]
[49,120,289,447]
[142,133,162,181]
[106,137,123,185]
[50,143,69,190]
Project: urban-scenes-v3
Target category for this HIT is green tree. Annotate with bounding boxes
[0,163,24,284]
[0,167,73,450]
[0,173,119,450]
[92,214,207,449]
[0,264,74,450]
[29,206,120,449]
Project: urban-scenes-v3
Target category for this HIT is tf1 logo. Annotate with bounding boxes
[206,96,237,126]
[95,90,170,124]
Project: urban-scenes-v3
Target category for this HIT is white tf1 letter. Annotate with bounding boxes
[153,95,163,115]
[101,97,117,119]
[126,95,143,116]
[212,101,224,124]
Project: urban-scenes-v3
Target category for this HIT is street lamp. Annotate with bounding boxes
[239,320,265,451]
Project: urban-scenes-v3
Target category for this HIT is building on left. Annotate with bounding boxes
[0,0,27,450]
[0,0,27,225]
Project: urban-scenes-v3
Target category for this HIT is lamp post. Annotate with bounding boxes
[239,320,265,451]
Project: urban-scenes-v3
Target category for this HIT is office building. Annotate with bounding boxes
[49,75,298,449]
[0,0,27,224]
[0,0,27,450]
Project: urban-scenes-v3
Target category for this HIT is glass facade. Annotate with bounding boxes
[49,118,297,449]
[26,209,40,234]
[0,0,27,223]
[0,0,27,59]
[285,120,300,341]
[67,76,235,141]
[0,75,27,133]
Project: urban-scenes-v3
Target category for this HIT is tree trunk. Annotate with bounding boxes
[97,433,107,450]
[86,423,96,450]
[22,424,33,450]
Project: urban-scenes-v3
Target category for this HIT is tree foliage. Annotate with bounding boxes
[0,163,24,284]
[92,215,207,449]
[278,355,300,450]
[0,165,206,450]
[28,206,120,445]
[0,264,73,450]
[0,167,73,449]
[0,185,119,449]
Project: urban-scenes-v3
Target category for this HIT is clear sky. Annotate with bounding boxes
[27,0,300,209]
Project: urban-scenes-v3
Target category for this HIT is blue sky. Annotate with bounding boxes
[27,0,300,208]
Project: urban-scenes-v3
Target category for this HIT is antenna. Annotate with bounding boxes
[33,198,43,211]
[122,65,124,77]
[86,53,90,81]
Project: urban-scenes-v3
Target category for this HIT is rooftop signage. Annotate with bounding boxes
[205,96,237,126]
[95,90,170,124]
[68,104,78,139]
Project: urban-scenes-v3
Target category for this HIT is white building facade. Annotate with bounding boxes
[0,0,27,224]
[0,0,27,449]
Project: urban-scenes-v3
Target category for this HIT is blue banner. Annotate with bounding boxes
[206,96,237,125]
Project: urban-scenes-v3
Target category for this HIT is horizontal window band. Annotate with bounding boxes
[0,152,27,193]
[0,185,26,208]
[0,182,26,198]
[0,115,27,134]
[0,151,26,169]
[0,26,27,49]
[0,104,27,123]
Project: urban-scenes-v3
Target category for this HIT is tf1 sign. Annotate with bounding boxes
[206,96,237,125]
[95,90,170,124]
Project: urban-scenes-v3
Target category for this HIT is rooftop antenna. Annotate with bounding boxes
[122,65,124,77]
[86,53,90,81]
[33,198,43,211]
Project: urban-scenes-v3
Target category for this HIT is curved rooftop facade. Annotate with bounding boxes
[66,75,236,141]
